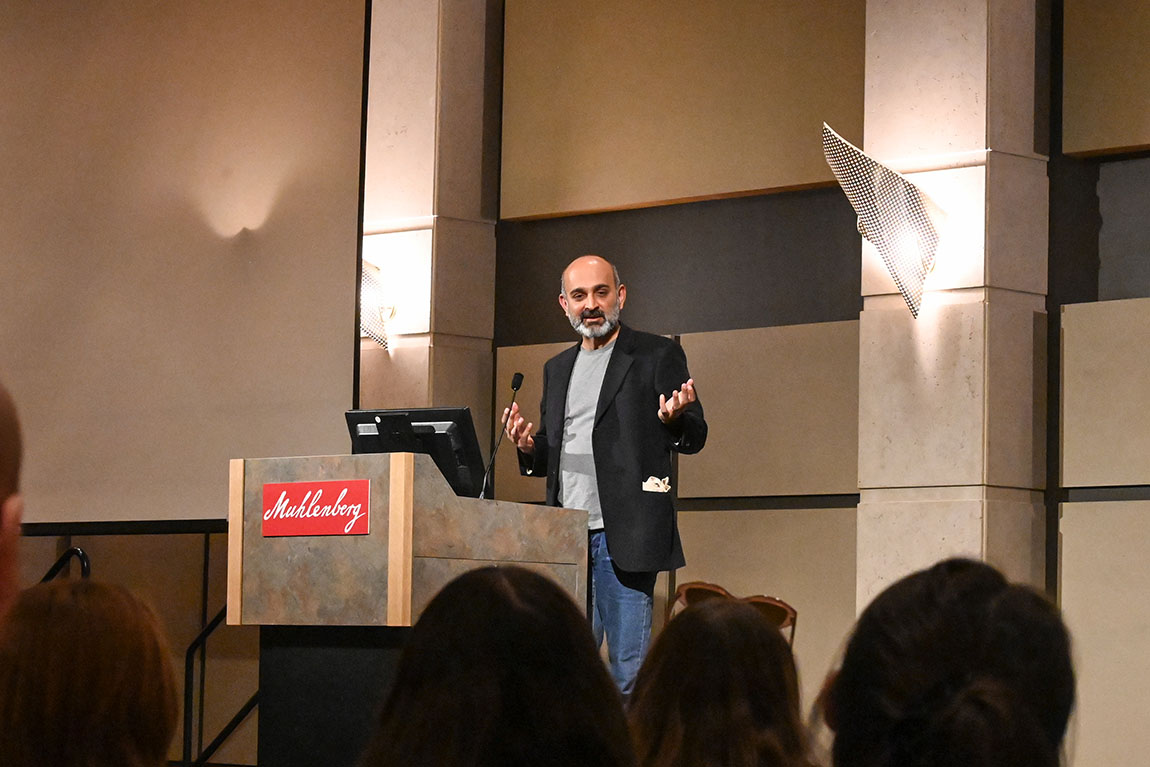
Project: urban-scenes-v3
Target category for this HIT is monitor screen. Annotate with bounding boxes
[345,407,485,498]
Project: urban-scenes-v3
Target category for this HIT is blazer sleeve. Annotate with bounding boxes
[517,378,550,477]
[655,340,707,455]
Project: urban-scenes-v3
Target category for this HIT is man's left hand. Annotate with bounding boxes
[658,379,696,424]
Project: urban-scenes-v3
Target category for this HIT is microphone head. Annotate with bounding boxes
[511,372,524,391]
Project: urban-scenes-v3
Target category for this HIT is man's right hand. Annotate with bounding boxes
[502,402,535,455]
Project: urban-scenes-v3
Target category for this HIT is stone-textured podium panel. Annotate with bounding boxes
[240,454,394,626]
[231,452,588,627]
[411,559,582,619]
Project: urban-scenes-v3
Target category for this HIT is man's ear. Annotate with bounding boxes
[558,292,569,314]
[617,283,626,310]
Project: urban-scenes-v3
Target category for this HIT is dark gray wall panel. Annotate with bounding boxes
[1098,157,1150,301]
[494,187,861,346]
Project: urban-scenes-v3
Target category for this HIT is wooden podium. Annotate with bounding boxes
[227,451,587,767]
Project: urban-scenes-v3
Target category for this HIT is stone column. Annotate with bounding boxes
[856,0,1048,608]
[358,0,502,453]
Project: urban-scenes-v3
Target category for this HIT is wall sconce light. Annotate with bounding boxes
[359,229,432,350]
[822,123,946,318]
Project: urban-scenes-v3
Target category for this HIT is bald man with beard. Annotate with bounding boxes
[505,255,707,696]
[0,381,23,620]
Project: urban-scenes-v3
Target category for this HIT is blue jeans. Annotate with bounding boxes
[589,530,657,698]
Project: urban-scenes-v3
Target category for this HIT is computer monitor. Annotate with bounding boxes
[345,407,486,498]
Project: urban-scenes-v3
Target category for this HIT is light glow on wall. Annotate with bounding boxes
[360,229,432,347]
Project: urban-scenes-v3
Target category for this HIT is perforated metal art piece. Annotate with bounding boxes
[821,123,944,318]
[359,264,391,350]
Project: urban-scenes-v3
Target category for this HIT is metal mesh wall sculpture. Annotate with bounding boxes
[822,123,944,318]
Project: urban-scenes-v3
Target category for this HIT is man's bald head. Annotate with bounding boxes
[0,381,21,500]
[559,255,621,296]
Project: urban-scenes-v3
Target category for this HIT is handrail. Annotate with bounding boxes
[193,691,259,766]
[40,547,91,582]
[182,604,259,767]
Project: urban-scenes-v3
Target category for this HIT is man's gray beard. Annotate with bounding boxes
[569,307,620,339]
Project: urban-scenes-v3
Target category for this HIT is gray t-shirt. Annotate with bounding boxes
[559,341,615,530]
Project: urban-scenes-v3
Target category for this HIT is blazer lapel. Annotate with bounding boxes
[595,325,633,426]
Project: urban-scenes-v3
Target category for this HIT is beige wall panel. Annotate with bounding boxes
[983,497,1045,589]
[864,0,987,159]
[0,1,363,524]
[363,0,438,228]
[501,0,865,218]
[677,323,859,497]
[986,0,1040,155]
[435,0,501,223]
[359,336,430,410]
[985,293,1046,490]
[17,536,62,587]
[857,486,1045,608]
[429,335,494,460]
[858,301,985,488]
[431,218,497,338]
[676,507,857,709]
[856,496,984,608]
[1062,298,1150,486]
[493,341,575,502]
[985,153,1049,295]
[1063,0,1150,155]
[1061,501,1150,767]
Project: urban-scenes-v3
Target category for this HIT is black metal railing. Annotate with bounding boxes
[40,547,91,582]
[182,604,259,766]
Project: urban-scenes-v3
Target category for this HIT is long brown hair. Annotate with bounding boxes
[828,558,1075,767]
[360,565,635,767]
[0,579,178,767]
[628,599,811,767]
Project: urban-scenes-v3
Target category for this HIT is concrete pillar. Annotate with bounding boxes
[856,0,1048,608]
[358,0,502,454]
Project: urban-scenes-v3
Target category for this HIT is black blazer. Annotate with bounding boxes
[518,324,707,572]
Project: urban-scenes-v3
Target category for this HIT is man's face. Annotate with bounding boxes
[559,258,626,339]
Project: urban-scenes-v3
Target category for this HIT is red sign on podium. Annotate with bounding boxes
[261,479,370,537]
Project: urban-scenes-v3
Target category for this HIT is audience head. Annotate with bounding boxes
[0,380,20,501]
[629,599,810,767]
[0,579,178,767]
[361,565,635,767]
[826,558,1075,767]
[0,380,22,620]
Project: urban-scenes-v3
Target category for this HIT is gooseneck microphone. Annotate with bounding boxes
[479,372,524,499]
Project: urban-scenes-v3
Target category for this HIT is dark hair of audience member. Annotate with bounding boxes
[628,599,812,767]
[360,565,636,767]
[0,380,24,621]
[826,558,1075,767]
[0,381,20,501]
[0,579,178,767]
